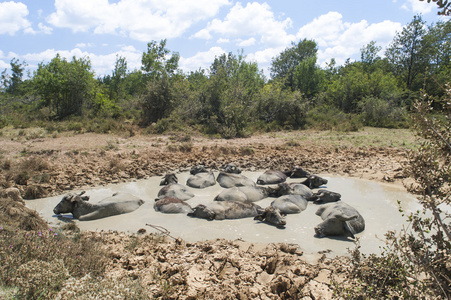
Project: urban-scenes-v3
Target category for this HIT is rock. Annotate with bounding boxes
[302,280,333,300]
[314,269,332,285]
[256,271,274,285]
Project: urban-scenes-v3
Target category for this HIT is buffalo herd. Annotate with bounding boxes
[53,164,365,239]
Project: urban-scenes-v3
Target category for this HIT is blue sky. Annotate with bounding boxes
[0,0,447,78]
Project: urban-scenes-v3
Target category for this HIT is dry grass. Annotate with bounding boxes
[0,204,112,299]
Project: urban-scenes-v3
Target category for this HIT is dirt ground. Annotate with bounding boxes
[0,128,415,299]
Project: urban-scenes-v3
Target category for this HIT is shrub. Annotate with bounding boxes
[14,259,69,299]
[358,96,408,128]
[336,84,451,299]
[306,105,363,132]
[55,274,145,299]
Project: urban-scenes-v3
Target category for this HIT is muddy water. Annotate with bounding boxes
[25,172,421,258]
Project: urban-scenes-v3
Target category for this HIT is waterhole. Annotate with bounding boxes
[25,172,421,257]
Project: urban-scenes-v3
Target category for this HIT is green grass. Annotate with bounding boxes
[281,127,418,150]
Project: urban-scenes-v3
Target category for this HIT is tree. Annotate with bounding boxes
[255,82,308,129]
[110,55,128,101]
[419,0,451,15]
[422,20,451,97]
[1,58,27,96]
[385,15,429,91]
[141,39,180,80]
[270,39,318,90]
[292,55,324,98]
[196,52,265,137]
[140,73,174,125]
[325,62,402,113]
[361,41,382,72]
[34,54,96,119]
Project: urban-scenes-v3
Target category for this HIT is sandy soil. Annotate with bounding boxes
[0,129,415,299]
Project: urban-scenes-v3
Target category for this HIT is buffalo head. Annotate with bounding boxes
[224,163,242,174]
[190,165,208,175]
[304,175,328,189]
[312,190,341,204]
[254,206,286,228]
[53,191,89,215]
[187,204,215,220]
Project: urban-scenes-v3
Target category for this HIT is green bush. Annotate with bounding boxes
[358,96,408,128]
[306,105,363,132]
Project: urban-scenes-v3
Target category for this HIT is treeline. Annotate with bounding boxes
[1,16,450,137]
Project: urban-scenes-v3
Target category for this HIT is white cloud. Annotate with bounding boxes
[120,45,138,52]
[0,1,32,35]
[296,12,402,66]
[47,0,230,41]
[75,43,94,48]
[22,46,143,76]
[37,23,53,35]
[401,0,433,14]
[296,12,345,47]
[217,38,230,44]
[237,37,256,47]
[0,60,9,70]
[246,46,286,77]
[247,47,285,64]
[179,46,226,73]
[197,2,294,47]
[192,28,212,40]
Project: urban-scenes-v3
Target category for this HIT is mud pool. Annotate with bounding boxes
[25,172,421,258]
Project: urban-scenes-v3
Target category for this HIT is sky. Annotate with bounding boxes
[0,0,447,79]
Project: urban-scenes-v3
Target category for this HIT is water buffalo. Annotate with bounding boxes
[312,189,341,204]
[302,175,328,189]
[185,165,217,189]
[157,183,195,201]
[154,197,193,214]
[314,202,365,238]
[270,195,308,214]
[254,206,287,228]
[216,172,256,188]
[223,163,242,174]
[273,182,314,200]
[53,192,144,221]
[256,170,289,185]
[287,166,310,178]
[187,171,216,189]
[188,201,264,220]
[190,165,208,175]
[214,186,277,203]
[158,173,195,200]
